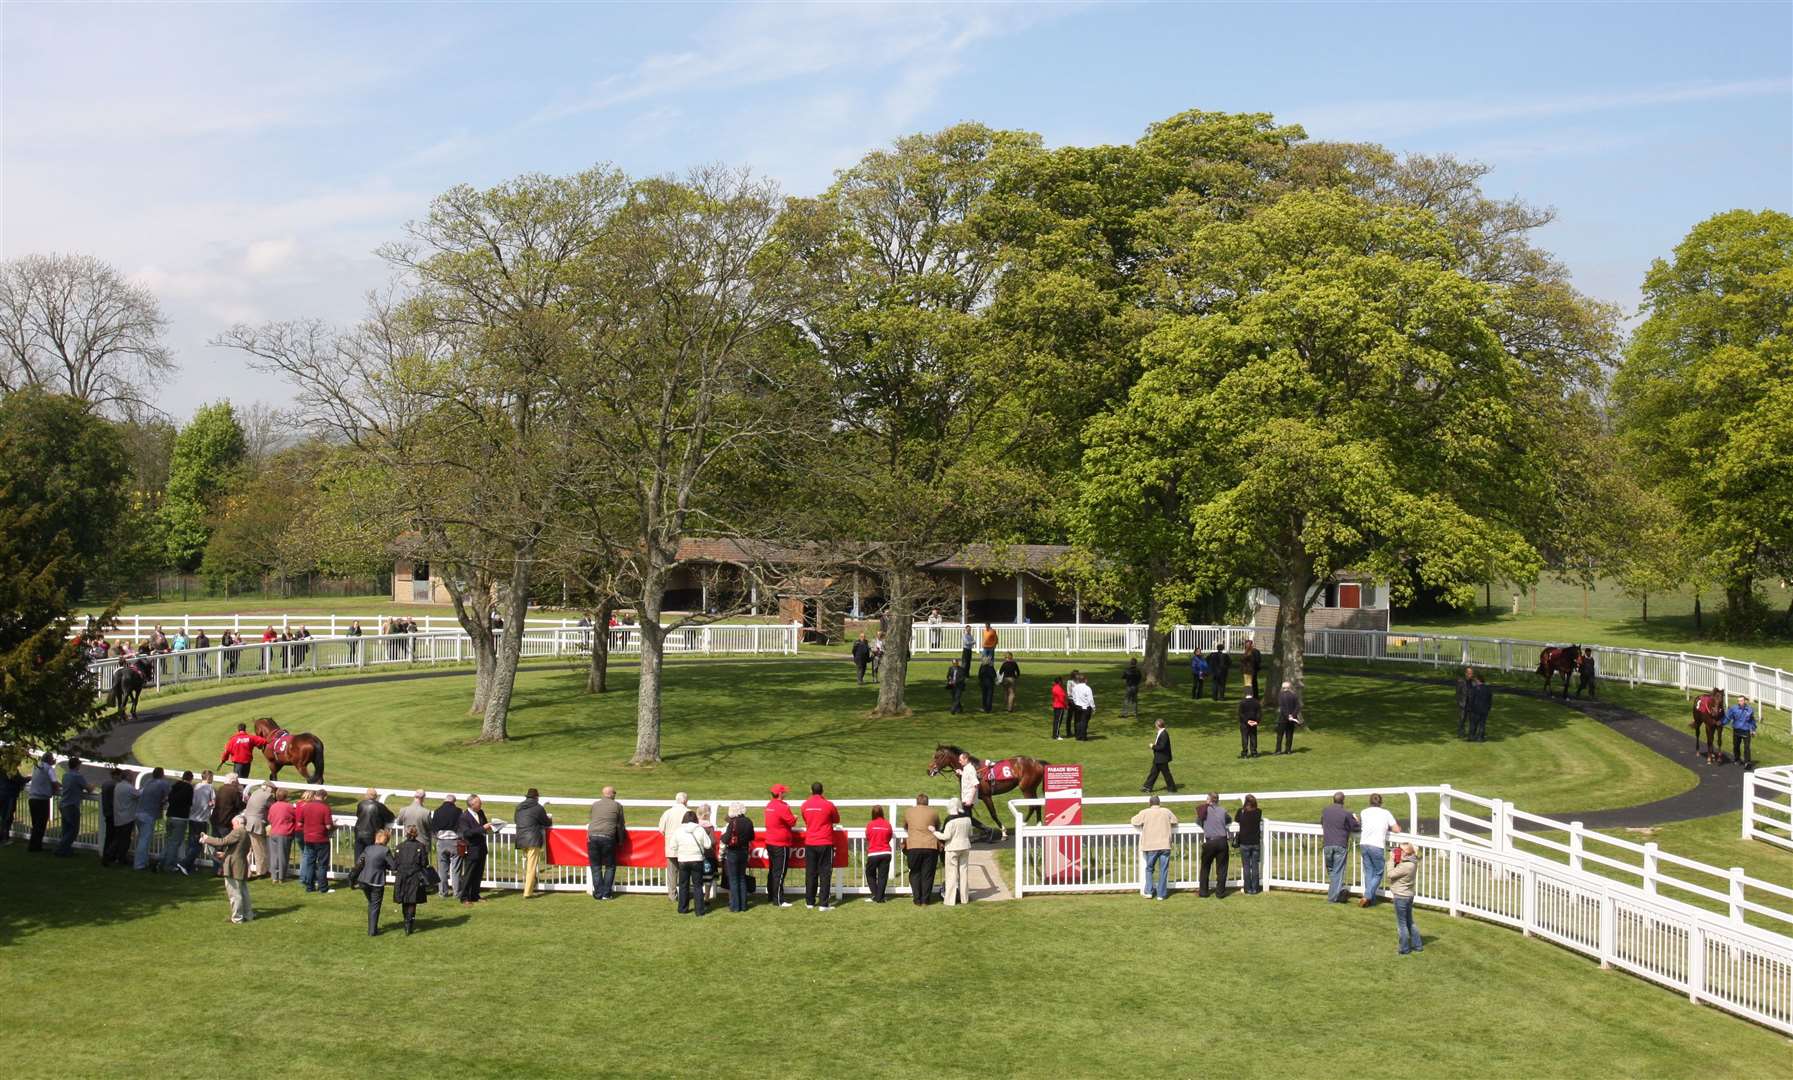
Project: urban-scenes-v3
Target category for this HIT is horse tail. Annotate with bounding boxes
[309,739,325,784]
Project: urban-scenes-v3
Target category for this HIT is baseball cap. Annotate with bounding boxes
[769,783,789,796]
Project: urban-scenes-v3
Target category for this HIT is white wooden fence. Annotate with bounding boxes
[1008,785,1793,1035]
[1744,765,1793,853]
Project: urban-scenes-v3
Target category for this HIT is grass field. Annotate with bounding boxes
[1395,577,1793,671]
[131,659,1695,822]
[2,844,1788,1080]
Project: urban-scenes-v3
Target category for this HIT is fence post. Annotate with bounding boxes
[1728,867,1746,924]
[1688,923,1704,1003]
[1437,784,1452,840]
[1012,808,1025,899]
[329,615,337,636]
[1643,843,1659,896]
[1490,798,1507,851]
[1520,864,1534,937]
[1598,892,1615,970]
[1569,821,1584,873]
[1447,845,1460,917]
[1741,776,1754,842]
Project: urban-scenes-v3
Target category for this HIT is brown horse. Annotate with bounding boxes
[928,744,1047,835]
[254,715,326,784]
[1536,645,1581,699]
[1692,688,1727,765]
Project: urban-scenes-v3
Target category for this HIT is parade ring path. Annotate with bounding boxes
[92,660,1744,832]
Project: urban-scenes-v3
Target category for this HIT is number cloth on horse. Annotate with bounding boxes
[982,759,1019,784]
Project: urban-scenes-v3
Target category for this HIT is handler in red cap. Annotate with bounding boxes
[219,723,266,779]
[800,781,840,911]
[763,784,797,908]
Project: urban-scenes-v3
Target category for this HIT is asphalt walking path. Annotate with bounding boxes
[88,659,1747,833]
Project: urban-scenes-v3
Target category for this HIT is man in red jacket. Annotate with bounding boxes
[763,784,797,908]
[800,782,840,911]
[219,723,266,780]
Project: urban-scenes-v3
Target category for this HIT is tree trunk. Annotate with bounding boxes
[474,557,534,744]
[447,574,497,716]
[873,570,914,717]
[1641,593,1649,623]
[1693,594,1703,630]
[586,598,614,694]
[631,578,666,764]
[1140,589,1168,689]
[1275,564,1315,696]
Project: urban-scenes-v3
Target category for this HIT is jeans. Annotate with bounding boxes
[677,860,706,915]
[1191,677,1203,699]
[300,840,330,891]
[1122,685,1139,717]
[804,844,834,907]
[1395,896,1422,953]
[267,834,292,881]
[1361,845,1387,904]
[724,849,750,911]
[132,814,159,869]
[1323,844,1349,902]
[767,845,791,905]
[1240,843,1262,893]
[1144,849,1170,899]
[949,683,964,713]
[27,797,50,851]
[437,838,462,897]
[866,853,891,902]
[587,835,617,899]
[906,849,938,905]
[56,805,82,856]
[160,818,189,870]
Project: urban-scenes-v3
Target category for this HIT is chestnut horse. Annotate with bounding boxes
[254,715,326,784]
[1692,688,1727,765]
[1536,645,1582,699]
[928,744,1047,835]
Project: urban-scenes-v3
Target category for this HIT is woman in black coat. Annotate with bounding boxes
[393,825,430,935]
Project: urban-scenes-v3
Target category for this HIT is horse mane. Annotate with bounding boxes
[936,743,968,759]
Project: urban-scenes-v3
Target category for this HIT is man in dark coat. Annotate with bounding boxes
[977,658,998,713]
[353,788,395,864]
[946,659,967,714]
[1275,681,1302,755]
[1468,676,1493,742]
[1574,653,1597,699]
[1455,667,1476,738]
[1141,718,1178,793]
[851,633,872,685]
[1238,694,1262,758]
[1208,645,1231,701]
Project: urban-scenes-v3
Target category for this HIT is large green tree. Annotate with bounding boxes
[0,389,130,750]
[160,400,247,570]
[1613,209,1793,629]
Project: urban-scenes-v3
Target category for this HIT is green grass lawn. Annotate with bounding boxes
[131,659,1693,824]
[1395,576,1793,671]
[1,845,1787,1080]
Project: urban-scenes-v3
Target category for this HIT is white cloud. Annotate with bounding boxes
[1293,77,1793,140]
[243,238,298,275]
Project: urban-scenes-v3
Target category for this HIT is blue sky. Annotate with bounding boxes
[4,1,1789,418]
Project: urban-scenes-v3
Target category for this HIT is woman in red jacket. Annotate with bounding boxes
[864,806,894,903]
[1050,677,1069,741]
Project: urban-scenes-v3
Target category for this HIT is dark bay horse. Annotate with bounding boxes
[1536,645,1581,699]
[254,715,326,784]
[109,658,153,721]
[1692,688,1727,765]
[928,744,1047,835]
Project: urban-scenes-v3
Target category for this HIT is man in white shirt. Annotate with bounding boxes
[1069,673,1096,741]
[1357,792,1402,908]
[657,792,691,902]
[956,753,980,819]
[186,770,216,873]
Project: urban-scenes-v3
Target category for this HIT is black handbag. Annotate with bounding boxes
[423,865,441,889]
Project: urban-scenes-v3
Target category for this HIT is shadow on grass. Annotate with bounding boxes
[0,847,243,946]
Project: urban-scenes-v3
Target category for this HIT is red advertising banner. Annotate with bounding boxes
[546,827,848,869]
[1043,763,1083,884]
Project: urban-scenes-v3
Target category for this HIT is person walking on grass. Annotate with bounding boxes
[981,623,998,664]
[946,659,967,714]
[1197,792,1231,898]
[1468,675,1493,743]
[999,652,1021,712]
[1189,651,1208,700]
[902,794,942,906]
[1357,793,1401,908]
[514,788,552,899]
[1050,676,1069,740]
[933,799,975,906]
[431,794,462,898]
[25,752,56,853]
[672,810,713,917]
[978,656,998,713]
[763,784,797,908]
[219,723,265,780]
[658,792,692,903]
[1455,667,1476,738]
[1726,696,1758,769]
[721,802,756,913]
[393,825,430,934]
[1389,842,1423,955]
[201,812,254,924]
[852,633,873,685]
[1130,795,1178,901]
[1142,718,1178,794]
[352,828,394,935]
[1121,657,1142,718]
[801,782,840,911]
[55,758,88,858]
[587,786,625,902]
[1320,792,1360,903]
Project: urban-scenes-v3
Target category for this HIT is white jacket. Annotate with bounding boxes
[669,821,713,863]
[932,815,974,852]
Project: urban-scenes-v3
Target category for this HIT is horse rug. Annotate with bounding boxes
[270,730,293,757]
[982,759,1018,784]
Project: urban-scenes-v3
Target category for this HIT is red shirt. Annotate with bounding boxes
[267,801,296,837]
[295,799,334,843]
[763,798,797,846]
[1051,683,1068,709]
[224,732,266,764]
[261,629,278,643]
[865,817,893,855]
[800,795,839,847]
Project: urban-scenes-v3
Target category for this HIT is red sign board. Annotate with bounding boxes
[1043,764,1083,884]
[546,827,848,869]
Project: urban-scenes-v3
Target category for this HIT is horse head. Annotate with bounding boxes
[253,716,278,738]
[928,744,963,777]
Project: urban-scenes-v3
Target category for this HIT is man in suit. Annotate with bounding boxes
[945,660,967,714]
[1455,667,1476,738]
[901,795,941,905]
[1208,645,1230,700]
[1275,680,1302,755]
[1142,718,1178,793]
[243,779,274,877]
[977,657,998,713]
[200,812,254,923]
[1468,675,1493,742]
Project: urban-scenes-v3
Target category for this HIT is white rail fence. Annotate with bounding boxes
[1009,786,1793,1035]
[1745,765,1793,853]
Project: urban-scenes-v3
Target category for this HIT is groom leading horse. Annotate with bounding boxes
[928,744,1047,837]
